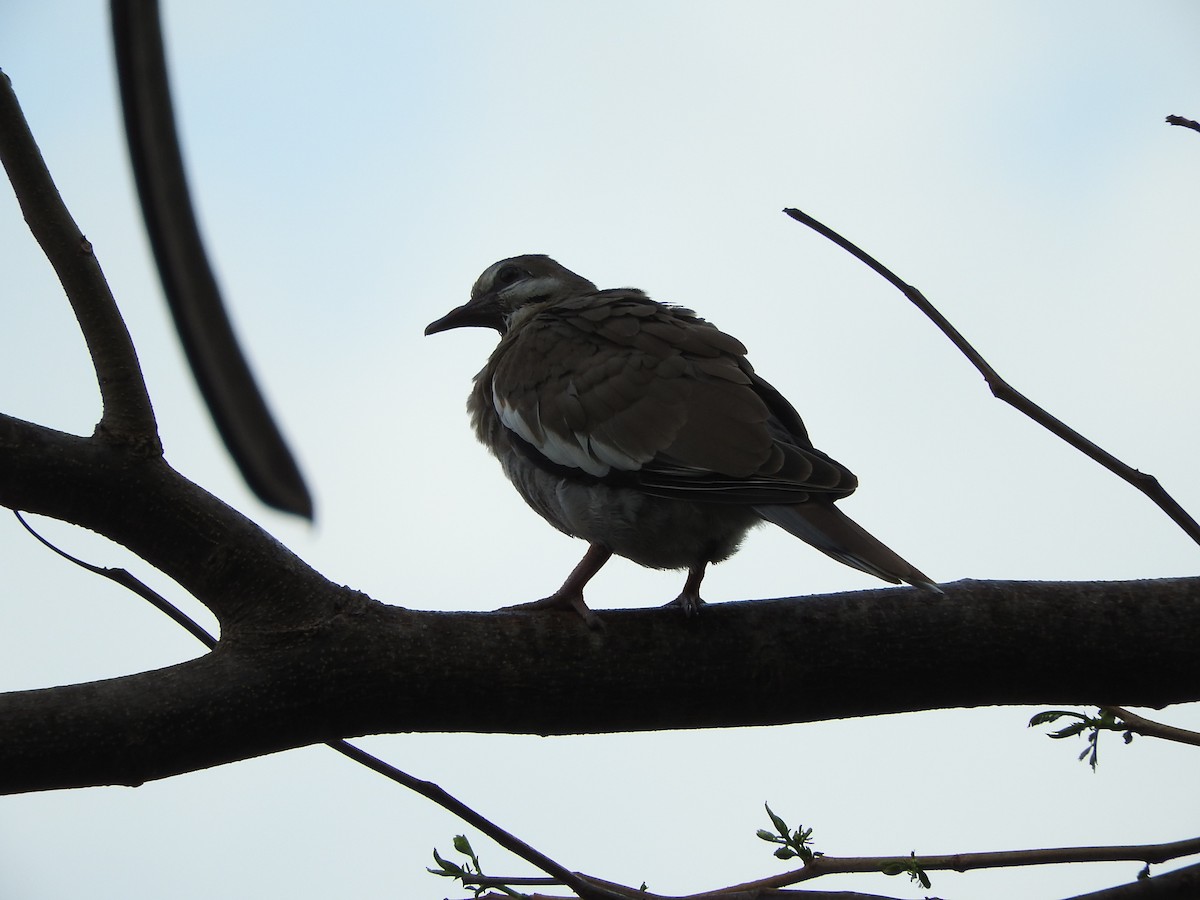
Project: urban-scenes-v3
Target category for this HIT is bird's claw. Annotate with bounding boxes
[499,592,604,630]
[663,592,706,617]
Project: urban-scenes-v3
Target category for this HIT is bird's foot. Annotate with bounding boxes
[663,564,708,616]
[500,591,603,630]
[663,591,707,617]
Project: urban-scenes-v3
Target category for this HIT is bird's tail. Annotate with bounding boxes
[754,502,941,592]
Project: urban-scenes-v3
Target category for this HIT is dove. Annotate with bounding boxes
[426,255,937,624]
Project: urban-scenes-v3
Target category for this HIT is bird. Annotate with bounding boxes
[425,254,937,625]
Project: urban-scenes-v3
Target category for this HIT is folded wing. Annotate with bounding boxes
[490,290,858,504]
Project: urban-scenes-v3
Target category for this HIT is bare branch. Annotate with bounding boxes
[0,70,158,446]
[1105,706,1200,748]
[13,510,218,649]
[462,840,1200,899]
[336,743,625,900]
[0,572,1197,792]
[782,207,1200,549]
[59,508,1189,900]
[705,835,1200,894]
[2,408,1199,792]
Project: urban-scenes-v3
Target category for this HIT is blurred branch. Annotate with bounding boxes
[782,206,1200,549]
[0,69,158,445]
[1166,114,1200,134]
[110,0,312,518]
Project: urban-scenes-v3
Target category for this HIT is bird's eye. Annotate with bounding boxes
[495,265,525,287]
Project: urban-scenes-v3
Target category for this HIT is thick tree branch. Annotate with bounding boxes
[14,512,623,900]
[17,521,1196,900]
[0,70,158,446]
[0,413,329,632]
[3,428,1200,795]
[4,408,1200,795]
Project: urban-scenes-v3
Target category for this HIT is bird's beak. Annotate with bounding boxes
[424,295,502,335]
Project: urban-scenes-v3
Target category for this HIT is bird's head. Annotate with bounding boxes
[425,255,598,336]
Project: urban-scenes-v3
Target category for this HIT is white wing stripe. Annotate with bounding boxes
[493,382,612,477]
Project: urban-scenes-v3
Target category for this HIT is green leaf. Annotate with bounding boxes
[1029,710,1077,727]
[765,803,790,838]
[918,869,932,889]
[453,835,474,856]
[774,847,796,860]
[1048,723,1087,739]
[881,863,905,876]
[428,848,464,878]
[756,829,779,842]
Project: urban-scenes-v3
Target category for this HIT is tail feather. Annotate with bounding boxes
[754,502,941,592]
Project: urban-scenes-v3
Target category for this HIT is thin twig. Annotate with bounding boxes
[465,875,561,887]
[1104,706,1200,748]
[782,207,1200,549]
[700,834,1200,896]
[14,511,215,649]
[329,742,625,900]
[0,69,159,445]
[14,510,624,900]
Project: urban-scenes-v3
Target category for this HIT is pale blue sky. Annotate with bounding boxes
[2,2,1199,898]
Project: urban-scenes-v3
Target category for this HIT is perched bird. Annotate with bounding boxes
[426,255,937,624]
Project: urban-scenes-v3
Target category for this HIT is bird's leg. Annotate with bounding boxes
[499,543,612,628]
[664,563,707,616]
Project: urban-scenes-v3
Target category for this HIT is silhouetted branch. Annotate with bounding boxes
[782,206,1200,549]
[14,510,218,649]
[13,509,620,899]
[1166,114,1200,134]
[707,835,1200,895]
[110,0,312,517]
[458,836,1200,899]
[1105,706,1200,748]
[0,69,158,445]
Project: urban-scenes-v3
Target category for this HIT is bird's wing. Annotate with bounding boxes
[490,291,857,504]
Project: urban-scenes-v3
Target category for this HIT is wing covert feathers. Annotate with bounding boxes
[489,290,857,503]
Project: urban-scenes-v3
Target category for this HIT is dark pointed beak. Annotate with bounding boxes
[425,296,503,335]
